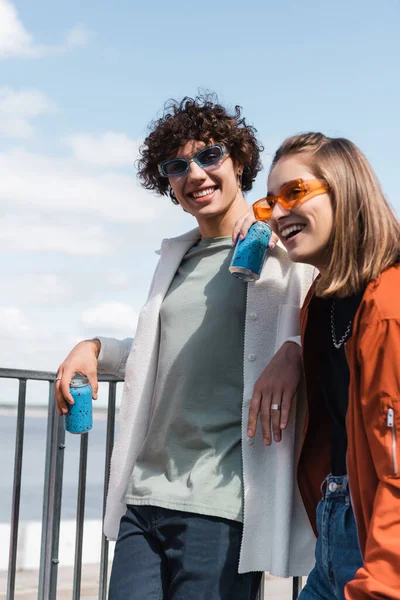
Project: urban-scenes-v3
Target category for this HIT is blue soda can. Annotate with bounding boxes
[229,221,272,282]
[64,373,93,434]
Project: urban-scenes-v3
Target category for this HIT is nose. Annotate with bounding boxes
[272,202,291,220]
[186,160,207,183]
[269,202,291,233]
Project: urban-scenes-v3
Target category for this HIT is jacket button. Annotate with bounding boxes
[248,354,256,361]
[250,313,257,320]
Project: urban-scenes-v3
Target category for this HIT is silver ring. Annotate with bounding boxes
[55,377,62,382]
[271,404,281,411]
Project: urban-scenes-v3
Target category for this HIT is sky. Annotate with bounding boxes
[0,0,399,405]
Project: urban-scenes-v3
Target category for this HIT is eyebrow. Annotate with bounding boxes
[173,144,207,160]
[267,179,298,196]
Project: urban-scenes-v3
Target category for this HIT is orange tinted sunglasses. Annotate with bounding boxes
[253,178,329,220]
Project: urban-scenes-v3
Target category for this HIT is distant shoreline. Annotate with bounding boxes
[0,405,113,418]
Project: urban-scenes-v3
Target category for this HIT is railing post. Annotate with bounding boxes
[1,369,122,600]
[72,432,89,600]
[292,576,302,599]
[6,379,27,600]
[98,381,117,600]
[256,573,265,600]
[38,381,65,600]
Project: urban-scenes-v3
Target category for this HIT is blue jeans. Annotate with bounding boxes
[299,474,363,600]
[108,505,262,600]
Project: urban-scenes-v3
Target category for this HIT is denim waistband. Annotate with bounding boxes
[320,473,350,499]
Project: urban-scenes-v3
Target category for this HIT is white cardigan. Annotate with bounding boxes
[98,228,316,576]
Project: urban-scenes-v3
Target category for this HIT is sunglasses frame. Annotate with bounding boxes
[158,144,227,178]
[253,178,329,220]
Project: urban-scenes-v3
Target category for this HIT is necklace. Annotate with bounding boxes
[330,300,352,349]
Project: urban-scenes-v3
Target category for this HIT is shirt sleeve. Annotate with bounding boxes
[345,318,400,600]
[96,336,133,378]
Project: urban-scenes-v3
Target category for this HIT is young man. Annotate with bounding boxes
[55,95,316,600]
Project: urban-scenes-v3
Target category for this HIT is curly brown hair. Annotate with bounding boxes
[137,93,264,203]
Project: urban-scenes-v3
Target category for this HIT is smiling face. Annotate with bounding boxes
[168,140,247,236]
[268,155,334,272]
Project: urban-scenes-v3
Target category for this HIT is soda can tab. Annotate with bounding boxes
[64,373,93,434]
[229,221,272,282]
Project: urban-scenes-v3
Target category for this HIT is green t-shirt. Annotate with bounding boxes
[124,237,247,521]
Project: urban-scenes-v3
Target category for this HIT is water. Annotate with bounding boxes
[1,413,110,523]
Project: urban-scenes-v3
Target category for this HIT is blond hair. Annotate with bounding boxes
[271,133,400,297]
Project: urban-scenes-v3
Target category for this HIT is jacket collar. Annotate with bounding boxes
[300,275,319,336]
[155,228,201,255]
[163,227,201,245]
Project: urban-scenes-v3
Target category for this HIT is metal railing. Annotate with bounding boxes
[1,367,303,600]
[1,367,121,600]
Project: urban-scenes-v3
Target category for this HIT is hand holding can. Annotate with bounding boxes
[229,221,272,282]
[64,373,93,434]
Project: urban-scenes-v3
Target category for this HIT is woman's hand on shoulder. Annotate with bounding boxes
[232,209,278,248]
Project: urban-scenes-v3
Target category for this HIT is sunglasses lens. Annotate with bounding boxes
[253,199,273,220]
[197,145,223,167]
[162,159,188,176]
[283,181,306,203]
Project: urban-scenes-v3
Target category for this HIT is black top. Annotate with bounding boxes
[310,291,364,475]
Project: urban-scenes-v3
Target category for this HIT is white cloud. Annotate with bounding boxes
[80,302,138,337]
[0,87,57,138]
[0,305,32,339]
[64,23,92,49]
[104,271,131,288]
[0,148,157,222]
[0,88,194,257]
[0,214,113,255]
[0,304,80,374]
[0,0,34,59]
[64,132,139,168]
[0,137,194,256]
[0,0,91,60]
[0,273,71,306]
[0,271,135,310]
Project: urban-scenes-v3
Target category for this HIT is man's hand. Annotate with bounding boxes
[55,339,101,416]
[247,341,303,445]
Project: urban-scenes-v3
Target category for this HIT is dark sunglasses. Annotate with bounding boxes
[158,144,227,177]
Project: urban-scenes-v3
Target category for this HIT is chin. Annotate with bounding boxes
[286,248,308,264]
[197,203,224,217]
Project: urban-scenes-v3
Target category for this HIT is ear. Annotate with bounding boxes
[237,168,244,190]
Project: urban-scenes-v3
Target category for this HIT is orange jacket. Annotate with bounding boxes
[298,265,400,600]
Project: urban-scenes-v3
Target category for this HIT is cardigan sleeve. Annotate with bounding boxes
[282,335,301,347]
[96,336,133,379]
[345,317,400,600]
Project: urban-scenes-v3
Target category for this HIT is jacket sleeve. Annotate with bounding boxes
[282,335,301,347]
[345,318,400,600]
[96,336,133,379]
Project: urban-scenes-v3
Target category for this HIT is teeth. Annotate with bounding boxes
[192,187,215,199]
[281,224,305,239]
